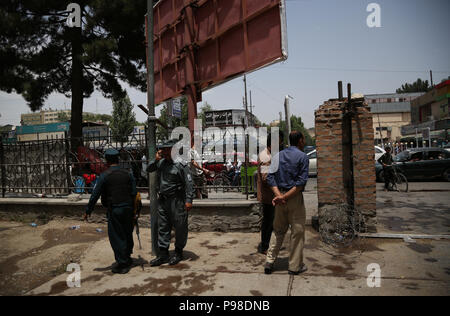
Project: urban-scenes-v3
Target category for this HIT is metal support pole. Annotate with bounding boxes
[428,127,431,148]
[0,137,6,198]
[342,83,355,209]
[64,132,72,195]
[245,133,249,200]
[147,1,159,256]
[415,128,419,149]
[243,75,249,128]
[249,90,254,127]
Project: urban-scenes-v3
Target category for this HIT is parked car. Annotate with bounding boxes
[304,146,316,154]
[376,148,450,182]
[375,146,386,161]
[307,149,317,176]
[308,146,383,177]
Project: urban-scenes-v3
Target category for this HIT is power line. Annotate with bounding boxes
[273,65,450,74]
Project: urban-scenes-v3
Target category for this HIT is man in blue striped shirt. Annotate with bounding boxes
[265,131,309,275]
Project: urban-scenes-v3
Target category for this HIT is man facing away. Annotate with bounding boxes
[84,149,137,274]
[264,131,309,275]
[257,131,284,254]
[147,139,195,267]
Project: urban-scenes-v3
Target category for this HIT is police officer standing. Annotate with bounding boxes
[84,149,137,274]
[147,139,194,266]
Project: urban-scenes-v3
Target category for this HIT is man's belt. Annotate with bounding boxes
[158,190,183,199]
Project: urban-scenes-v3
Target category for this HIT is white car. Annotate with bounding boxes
[307,146,385,176]
[375,146,386,161]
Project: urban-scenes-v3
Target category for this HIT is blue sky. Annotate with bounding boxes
[1,0,449,128]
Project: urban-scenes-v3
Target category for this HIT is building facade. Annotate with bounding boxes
[15,122,70,142]
[21,109,71,126]
[402,80,450,146]
[365,92,425,146]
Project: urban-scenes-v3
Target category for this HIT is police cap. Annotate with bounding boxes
[157,139,179,149]
[105,148,120,157]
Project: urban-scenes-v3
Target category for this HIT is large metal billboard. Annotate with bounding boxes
[148,0,288,129]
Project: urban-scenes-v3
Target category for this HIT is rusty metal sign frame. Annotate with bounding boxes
[147,0,288,131]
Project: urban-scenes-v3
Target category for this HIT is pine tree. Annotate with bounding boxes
[0,0,148,148]
[110,94,136,146]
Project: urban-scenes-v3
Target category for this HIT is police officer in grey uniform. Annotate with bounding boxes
[147,139,194,266]
[84,149,137,274]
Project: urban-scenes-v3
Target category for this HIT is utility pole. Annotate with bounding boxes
[284,95,293,137]
[249,90,254,127]
[377,113,384,149]
[243,75,249,128]
[430,70,434,87]
[146,0,158,256]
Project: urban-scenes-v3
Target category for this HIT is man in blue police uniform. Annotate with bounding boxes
[147,139,195,267]
[84,149,137,274]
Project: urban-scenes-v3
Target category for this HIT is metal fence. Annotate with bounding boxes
[0,131,256,199]
[0,132,148,197]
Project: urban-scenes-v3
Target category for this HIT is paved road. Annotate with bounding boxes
[18,221,448,296]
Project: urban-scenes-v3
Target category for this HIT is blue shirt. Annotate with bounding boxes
[267,146,309,189]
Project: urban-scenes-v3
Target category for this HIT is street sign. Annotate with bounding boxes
[147,0,288,130]
[171,97,183,119]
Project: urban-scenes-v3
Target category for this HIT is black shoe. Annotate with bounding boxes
[150,256,169,267]
[264,262,274,275]
[169,252,183,266]
[257,243,268,255]
[112,262,132,274]
[288,264,308,276]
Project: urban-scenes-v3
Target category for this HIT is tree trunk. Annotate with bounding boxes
[70,26,83,151]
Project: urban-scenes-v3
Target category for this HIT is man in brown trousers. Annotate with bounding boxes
[265,131,309,275]
[257,131,284,254]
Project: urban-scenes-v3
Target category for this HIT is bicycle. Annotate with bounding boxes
[385,165,408,192]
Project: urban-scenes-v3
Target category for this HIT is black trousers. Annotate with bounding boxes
[384,167,394,189]
[107,205,134,266]
[157,194,188,252]
[261,203,275,251]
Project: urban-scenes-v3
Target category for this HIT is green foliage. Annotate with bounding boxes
[83,113,112,123]
[57,112,70,122]
[156,99,213,141]
[199,102,213,125]
[0,0,147,139]
[279,115,314,146]
[110,94,136,144]
[396,78,432,93]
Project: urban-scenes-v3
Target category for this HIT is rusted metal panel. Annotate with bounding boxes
[149,0,288,106]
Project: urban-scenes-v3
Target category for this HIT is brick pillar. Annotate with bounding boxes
[315,98,377,233]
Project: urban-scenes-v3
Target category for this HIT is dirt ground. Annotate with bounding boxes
[0,219,108,296]
[1,217,449,296]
